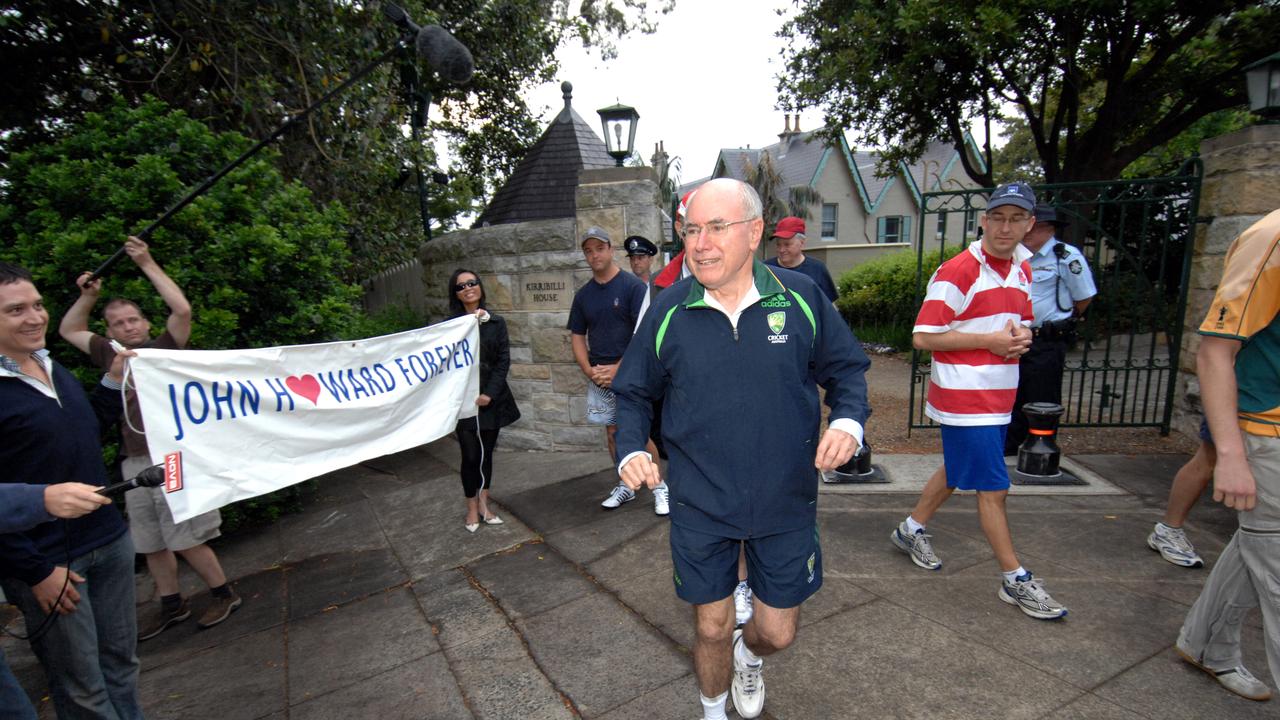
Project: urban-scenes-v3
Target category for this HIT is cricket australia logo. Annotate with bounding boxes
[766,311,789,344]
[806,552,816,583]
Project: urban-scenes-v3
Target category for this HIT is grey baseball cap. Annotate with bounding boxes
[581,226,611,246]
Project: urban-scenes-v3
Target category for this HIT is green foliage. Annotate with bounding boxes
[836,246,962,350]
[343,303,433,340]
[0,1,675,277]
[218,483,312,533]
[780,0,1280,184]
[1,97,362,359]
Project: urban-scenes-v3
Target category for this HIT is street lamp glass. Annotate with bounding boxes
[1244,53,1280,117]
[597,102,640,167]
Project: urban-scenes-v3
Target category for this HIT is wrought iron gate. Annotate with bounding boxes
[908,161,1203,434]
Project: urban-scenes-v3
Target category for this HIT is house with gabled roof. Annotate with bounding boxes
[695,116,986,279]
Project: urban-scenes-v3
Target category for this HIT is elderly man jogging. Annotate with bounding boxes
[612,178,870,720]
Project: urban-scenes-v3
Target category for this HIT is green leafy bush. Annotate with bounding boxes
[1,97,364,529]
[836,246,962,349]
[2,96,362,355]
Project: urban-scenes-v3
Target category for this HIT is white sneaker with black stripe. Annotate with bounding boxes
[601,484,635,509]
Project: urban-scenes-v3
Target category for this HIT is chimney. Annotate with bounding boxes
[778,114,793,142]
[793,114,801,132]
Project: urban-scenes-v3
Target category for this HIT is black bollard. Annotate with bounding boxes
[1016,402,1064,476]
[822,441,888,484]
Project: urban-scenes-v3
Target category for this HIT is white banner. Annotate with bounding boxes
[128,315,479,522]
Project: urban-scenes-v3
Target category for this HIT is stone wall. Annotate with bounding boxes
[419,167,664,452]
[1171,124,1280,437]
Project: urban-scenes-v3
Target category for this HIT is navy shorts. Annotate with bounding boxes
[941,424,1010,491]
[1198,417,1214,445]
[669,523,822,609]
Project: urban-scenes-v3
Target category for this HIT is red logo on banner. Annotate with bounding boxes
[164,452,184,493]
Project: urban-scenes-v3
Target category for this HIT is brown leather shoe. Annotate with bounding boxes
[138,597,191,641]
[197,589,242,629]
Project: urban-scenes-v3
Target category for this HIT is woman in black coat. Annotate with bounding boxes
[448,268,521,532]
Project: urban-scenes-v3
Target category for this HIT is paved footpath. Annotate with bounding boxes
[3,442,1273,719]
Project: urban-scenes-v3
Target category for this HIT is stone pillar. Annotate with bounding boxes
[419,166,664,452]
[1171,124,1280,437]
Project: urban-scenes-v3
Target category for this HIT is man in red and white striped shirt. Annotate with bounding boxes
[890,181,1069,621]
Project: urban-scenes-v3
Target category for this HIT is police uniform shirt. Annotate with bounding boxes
[1028,238,1097,326]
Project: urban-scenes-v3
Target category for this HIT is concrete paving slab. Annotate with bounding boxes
[278,500,389,562]
[592,672,700,720]
[137,566,286,668]
[137,625,285,720]
[286,586,439,703]
[370,482,538,581]
[612,567,693,650]
[1093,647,1276,720]
[763,599,1080,719]
[503,470,634,537]
[516,592,690,718]
[412,569,513,649]
[207,523,286,590]
[1000,512,1224,579]
[285,548,408,621]
[359,445,452,479]
[468,541,599,621]
[819,509,997,579]
[491,448,615,496]
[288,652,469,720]
[856,577,1193,688]
[576,517,671,587]
[445,621,576,720]
[797,576,879,627]
[1039,693,1148,719]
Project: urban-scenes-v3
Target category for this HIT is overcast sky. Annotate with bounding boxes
[520,0,828,187]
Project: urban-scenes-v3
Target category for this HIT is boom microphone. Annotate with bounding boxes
[383,3,474,85]
[96,464,165,496]
[415,24,475,85]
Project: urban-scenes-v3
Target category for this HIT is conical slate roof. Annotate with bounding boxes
[474,82,616,227]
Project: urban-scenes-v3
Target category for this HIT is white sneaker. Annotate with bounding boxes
[734,580,754,627]
[731,628,765,718]
[1147,522,1204,568]
[1176,640,1273,701]
[653,481,670,516]
[601,484,635,510]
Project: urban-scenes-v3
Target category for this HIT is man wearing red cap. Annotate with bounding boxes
[764,217,838,302]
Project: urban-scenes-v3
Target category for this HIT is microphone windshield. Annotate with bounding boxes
[415,24,474,85]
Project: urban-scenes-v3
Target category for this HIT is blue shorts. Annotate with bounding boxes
[1198,417,1214,445]
[941,424,1010,491]
[669,523,822,609]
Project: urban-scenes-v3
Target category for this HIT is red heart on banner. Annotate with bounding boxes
[285,374,321,405]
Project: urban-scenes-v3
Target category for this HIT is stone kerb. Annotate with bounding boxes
[1172,124,1279,437]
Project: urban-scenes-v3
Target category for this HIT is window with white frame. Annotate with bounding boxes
[935,213,946,239]
[876,215,911,243]
[821,204,838,239]
[965,209,977,236]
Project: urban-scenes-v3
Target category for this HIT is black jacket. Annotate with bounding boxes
[457,313,520,431]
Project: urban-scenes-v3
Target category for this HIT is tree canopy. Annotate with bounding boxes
[0,0,673,276]
[779,0,1279,185]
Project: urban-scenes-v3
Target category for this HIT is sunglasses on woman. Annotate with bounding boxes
[454,279,479,292]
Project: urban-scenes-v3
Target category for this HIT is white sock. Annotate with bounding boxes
[700,691,729,720]
[905,515,925,534]
[1002,566,1027,584]
[735,634,762,667]
[1157,521,1178,531]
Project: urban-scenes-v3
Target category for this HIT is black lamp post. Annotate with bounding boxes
[597,102,640,167]
[1244,52,1280,123]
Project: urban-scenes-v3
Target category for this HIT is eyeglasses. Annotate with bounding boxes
[985,212,1032,227]
[454,279,479,292]
[680,218,755,241]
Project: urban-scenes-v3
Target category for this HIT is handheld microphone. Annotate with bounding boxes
[96,464,165,496]
[383,3,474,85]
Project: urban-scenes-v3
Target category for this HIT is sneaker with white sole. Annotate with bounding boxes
[1147,522,1204,568]
[998,571,1068,620]
[731,628,765,718]
[1176,640,1272,701]
[653,481,670,516]
[890,521,942,570]
[734,580,754,627]
[601,484,635,510]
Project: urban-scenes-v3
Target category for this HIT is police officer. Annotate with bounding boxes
[1005,204,1097,455]
[625,235,659,284]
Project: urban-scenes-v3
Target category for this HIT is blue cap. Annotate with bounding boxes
[624,235,657,256]
[988,182,1036,212]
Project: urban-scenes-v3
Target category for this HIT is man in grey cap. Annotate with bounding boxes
[1005,203,1096,455]
[567,226,669,514]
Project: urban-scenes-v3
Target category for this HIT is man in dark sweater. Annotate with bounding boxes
[0,261,144,719]
[763,217,838,303]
